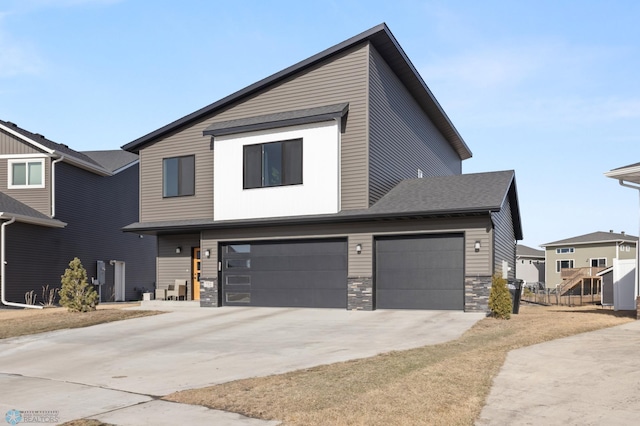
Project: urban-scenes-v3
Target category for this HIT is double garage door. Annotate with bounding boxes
[221,239,348,308]
[220,234,464,310]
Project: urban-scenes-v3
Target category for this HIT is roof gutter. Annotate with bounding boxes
[1,217,42,309]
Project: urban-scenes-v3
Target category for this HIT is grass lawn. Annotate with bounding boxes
[163,305,635,425]
[0,304,161,339]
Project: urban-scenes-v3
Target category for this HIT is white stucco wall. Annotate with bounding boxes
[213,121,340,220]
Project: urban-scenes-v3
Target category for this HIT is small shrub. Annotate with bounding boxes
[40,285,60,307]
[59,257,98,312]
[24,290,36,305]
[489,274,512,319]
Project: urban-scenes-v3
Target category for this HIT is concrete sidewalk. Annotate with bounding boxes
[477,319,640,425]
[0,307,484,425]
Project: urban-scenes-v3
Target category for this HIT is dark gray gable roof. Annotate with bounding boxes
[203,103,349,137]
[612,161,640,170]
[82,150,139,173]
[542,231,638,247]
[0,120,104,169]
[367,170,515,215]
[123,171,521,238]
[122,23,471,160]
[516,244,544,258]
[0,192,66,228]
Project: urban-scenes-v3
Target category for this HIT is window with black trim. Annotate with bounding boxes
[556,259,574,273]
[163,155,195,197]
[243,139,302,189]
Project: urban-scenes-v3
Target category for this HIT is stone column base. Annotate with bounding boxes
[200,278,219,307]
[347,277,373,310]
[465,275,492,312]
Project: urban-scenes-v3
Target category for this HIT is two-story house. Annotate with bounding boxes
[541,231,638,292]
[0,120,156,306]
[122,23,523,312]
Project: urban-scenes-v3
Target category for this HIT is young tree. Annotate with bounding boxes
[489,274,512,320]
[59,257,98,312]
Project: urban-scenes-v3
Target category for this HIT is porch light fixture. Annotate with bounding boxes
[175,246,182,254]
[205,249,211,259]
[474,241,481,252]
[355,243,362,254]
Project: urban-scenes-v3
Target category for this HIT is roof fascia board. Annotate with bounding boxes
[111,159,139,175]
[605,165,640,178]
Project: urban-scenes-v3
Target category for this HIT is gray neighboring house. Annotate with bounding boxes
[0,120,156,305]
[516,244,545,287]
[122,23,523,312]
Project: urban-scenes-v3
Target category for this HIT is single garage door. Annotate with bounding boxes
[376,234,464,310]
[221,239,347,308]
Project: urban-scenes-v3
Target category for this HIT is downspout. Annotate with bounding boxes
[1,217,42,309]
[51,156,65,217]
[618,180,640,295]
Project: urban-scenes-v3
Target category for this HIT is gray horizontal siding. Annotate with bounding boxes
[2,163,156,304]
[139,43,370,222]
[368,45,461,205]
[493,197,516,279]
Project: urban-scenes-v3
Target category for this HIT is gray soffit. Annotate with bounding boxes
[122,23,472,160]
[82,150,139,173]
[516,244,544,258]
[123,170,518,236]
[605,162,640,185]
[0,192,66,228]
[203,103,349,137]
[541,231,638,247]
[0,120,111,176]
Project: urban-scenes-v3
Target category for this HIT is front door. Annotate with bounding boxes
[192,247,201,300]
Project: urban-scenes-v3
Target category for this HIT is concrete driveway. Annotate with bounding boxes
[0,306,484,425]
[477,319,640,425]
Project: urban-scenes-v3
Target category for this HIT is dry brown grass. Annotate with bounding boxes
[165,305,635,425]
[0,304,161,339]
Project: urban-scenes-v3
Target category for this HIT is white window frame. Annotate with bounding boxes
[556,247,575,254]
[7,158,45,189]
[556,259,574,273]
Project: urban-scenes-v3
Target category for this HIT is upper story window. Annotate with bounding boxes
[243,139,302,189]
[8,159,45,189]
[556,247,574,254]
[163,155,195,197]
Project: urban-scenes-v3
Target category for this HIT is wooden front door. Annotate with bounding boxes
[192,247,201,300]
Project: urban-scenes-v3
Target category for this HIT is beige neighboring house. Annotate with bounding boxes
[541,231,638,290]
[516,244,545,287]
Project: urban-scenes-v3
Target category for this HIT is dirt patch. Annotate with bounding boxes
[0,304,161,339]
[165,305,635,425]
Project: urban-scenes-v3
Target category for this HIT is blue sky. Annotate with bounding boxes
[1,0,638,248]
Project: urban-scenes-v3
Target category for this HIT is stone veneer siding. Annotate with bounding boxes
[200,277,219,307]
[465,275,492,312]
[347,276,373,310]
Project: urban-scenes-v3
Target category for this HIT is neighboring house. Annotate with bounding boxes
[541,231,638,290]
[516,244,544,287]
[0,120,156,305]
[122,23,523,312]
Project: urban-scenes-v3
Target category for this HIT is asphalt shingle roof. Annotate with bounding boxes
[0,192,65,227]
[203,103,349,137]
[542,231,638,247]
[0,119,103,168]
[516,244,544,258]
[82,150,139,173]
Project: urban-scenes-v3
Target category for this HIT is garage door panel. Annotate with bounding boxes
[376,234,464,310]
[377,289,462,310]
[222,239,347,308]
